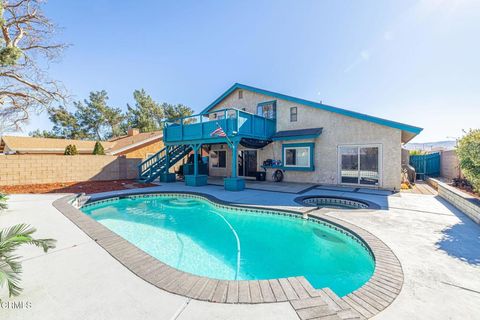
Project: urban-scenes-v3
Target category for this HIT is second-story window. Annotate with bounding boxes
[290,107,297,122]
[256,101,276,119]
[238,90,243,99]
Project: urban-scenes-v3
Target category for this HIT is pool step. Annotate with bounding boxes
[289,278,361,320]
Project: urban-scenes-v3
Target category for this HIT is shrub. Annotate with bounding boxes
[92,141,105,155]
[64,144,78,155]
[409,150,426,156]
[456,129,480,192]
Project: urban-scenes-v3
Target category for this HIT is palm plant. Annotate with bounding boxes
[0,193,7,211]
[0,224,56,297]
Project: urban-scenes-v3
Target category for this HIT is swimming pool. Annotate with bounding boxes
[81,194,375,296]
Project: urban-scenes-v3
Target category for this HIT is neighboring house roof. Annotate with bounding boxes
[271,128,323,141]
[0,136,114,154]
[0,130,163,155]
[107,131,163,155]
[200,83,423,142]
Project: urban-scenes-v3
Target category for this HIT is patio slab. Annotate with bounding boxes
[1,186,479,319]
[207,176,317,194]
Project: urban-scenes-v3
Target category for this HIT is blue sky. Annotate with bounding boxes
[19,0,480,142]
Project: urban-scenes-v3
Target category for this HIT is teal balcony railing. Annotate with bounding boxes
[163,108,276,143]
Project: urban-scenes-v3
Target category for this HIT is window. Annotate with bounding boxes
[238,90,243,99]
[257,101,276,119]
[290,107,297,122]
[282,143,314,170]
[210,150,226,168]
[339,145,380,186]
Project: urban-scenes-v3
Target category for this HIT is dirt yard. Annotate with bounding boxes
[0,180,155,194]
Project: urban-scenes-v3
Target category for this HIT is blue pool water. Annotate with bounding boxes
[81,194,375,296]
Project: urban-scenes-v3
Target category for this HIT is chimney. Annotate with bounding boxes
[128,128,140,136]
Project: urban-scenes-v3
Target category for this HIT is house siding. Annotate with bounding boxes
[120,140,164,159]
[209,89,402,189]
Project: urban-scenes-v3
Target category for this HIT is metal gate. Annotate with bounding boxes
[409,152,440,180]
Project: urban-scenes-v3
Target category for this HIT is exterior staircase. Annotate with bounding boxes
[138,145,192,183]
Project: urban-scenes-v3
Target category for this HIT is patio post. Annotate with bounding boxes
[231,141,238,178]
[185,143,207,186]
[224,139,245,191]
[193,144,200,176]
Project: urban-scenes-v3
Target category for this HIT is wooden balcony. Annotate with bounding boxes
[163,108,276,145]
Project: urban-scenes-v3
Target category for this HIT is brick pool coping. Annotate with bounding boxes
[53,191,404,320]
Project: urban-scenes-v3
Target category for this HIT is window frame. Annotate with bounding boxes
[290,107,297,122]
[238,90,243,99]
[281,143,315,171]
[337,144,382,187]
[256,100,277,119]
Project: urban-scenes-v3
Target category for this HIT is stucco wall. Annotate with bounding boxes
[121,140,164,159]
[0,155,140,186]
[209,88,403,189]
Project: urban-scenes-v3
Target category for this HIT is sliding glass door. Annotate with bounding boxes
[339,145,380,186]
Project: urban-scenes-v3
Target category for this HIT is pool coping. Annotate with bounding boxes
[293,195,382,210]
[53,191,404,320]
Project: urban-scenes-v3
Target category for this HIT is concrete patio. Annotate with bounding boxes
[1,183,479,319]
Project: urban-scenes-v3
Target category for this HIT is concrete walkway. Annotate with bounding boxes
[1,184,479,319]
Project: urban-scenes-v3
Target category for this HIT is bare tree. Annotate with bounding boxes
[0,0,67,131]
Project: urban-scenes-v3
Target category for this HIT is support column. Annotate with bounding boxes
[160,145,176,182]
[185,144,207,186]
[224,140,245,191]
[194,145,199,176]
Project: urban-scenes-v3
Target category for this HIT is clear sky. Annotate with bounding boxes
[17,0,480,142]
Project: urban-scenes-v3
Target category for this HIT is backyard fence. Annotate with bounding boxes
[409,152,440,180]
[0,154,141,186]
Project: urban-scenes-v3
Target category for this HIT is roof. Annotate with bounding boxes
[0,130,163,155]
[271,128,323,141]
[0,136,113,154]
[201,83,423,142]
[107,131,163,155]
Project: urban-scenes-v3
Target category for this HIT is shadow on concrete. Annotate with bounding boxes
[435,196,480,266]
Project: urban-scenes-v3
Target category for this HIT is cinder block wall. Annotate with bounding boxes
[0,155,140,186]
[440,150,463,181]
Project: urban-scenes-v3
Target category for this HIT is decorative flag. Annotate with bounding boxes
[210,126,227,137]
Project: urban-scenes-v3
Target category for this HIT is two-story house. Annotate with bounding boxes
[138,83,422,191]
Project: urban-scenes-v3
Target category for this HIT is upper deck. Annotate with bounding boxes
[163,108,276,145]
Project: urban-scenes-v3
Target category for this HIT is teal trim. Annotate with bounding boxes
[200,83,423,135]
[272,134,320,141]
[282,142,315,171]
[257,100,277,106]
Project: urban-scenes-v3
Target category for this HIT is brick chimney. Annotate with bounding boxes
[127,128,140,136]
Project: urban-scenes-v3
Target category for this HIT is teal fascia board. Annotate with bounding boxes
[272,134,320,141]
[281,142,315,171]
[201,83,423,135]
